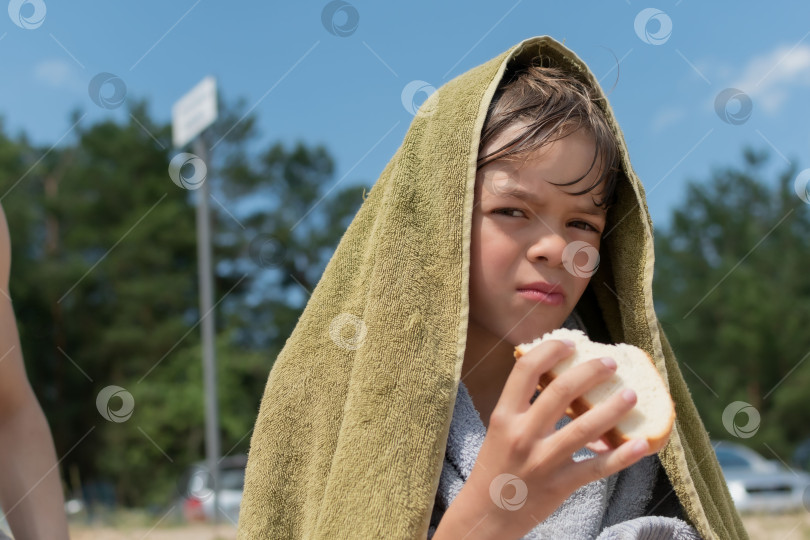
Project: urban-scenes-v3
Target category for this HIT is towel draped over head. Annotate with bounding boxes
[236,35,749,540]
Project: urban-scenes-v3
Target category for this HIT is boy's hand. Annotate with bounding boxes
[434,340,655,540]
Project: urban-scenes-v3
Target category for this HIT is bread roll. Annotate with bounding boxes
[514,328,675,453]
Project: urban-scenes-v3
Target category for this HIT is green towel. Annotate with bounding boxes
[236,35,749,540]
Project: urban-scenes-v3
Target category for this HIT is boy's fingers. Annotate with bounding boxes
[496,340,575,416]
[569,438,652,488]
[523,356,617,437]
[585,439,612,454]
[543,386,637,461]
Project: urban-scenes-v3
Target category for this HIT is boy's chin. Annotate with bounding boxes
[504,318,568,347]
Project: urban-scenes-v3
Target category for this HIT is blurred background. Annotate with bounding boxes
[1,1,809,538]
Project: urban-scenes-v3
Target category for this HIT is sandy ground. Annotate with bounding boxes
[741,511,810,540]
[64,512,810,539]
[69,524,237,540]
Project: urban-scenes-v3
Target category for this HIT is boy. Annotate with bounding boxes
[432,61,694,539]
[237,36,747,539]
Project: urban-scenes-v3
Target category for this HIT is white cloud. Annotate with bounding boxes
[729,44,810,114]
[697,59,733,83]
[33,59,85,94]
[651,106,687,133]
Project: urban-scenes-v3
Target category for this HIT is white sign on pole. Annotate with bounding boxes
[172,76,218,148]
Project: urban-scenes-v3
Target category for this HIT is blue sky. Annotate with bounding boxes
[1,1,809,230]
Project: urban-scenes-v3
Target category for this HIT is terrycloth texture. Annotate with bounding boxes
[237,35,749,539]
[426,313,701,539]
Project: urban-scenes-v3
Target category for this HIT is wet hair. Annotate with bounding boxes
[477,57,622,209]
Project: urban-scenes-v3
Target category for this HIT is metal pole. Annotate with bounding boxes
[192,136,220,524]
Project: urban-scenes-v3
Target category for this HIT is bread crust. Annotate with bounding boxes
[513,346,674,454]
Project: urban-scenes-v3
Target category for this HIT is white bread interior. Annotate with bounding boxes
[514,328,675,452]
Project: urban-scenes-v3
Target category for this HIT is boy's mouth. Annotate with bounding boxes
[517,281,564,295]
[516,281,565,306]
[516,288,565,306]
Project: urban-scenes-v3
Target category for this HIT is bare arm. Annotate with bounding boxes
[433,341,653,540]
[0,204,70,540]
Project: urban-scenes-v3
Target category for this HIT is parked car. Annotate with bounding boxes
[792,438,810,472]
[177,454,247,524]
[713,440,810,513]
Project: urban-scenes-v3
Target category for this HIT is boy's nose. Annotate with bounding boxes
[526,230,568,268]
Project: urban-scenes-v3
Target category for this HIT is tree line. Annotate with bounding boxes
[0,97,366,507]
[1,97,807,507]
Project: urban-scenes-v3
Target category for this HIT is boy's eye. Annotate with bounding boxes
[570,220,600,233]
[493,208,601,234]
[493,207,526,218]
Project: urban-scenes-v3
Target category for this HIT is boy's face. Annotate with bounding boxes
[470,124,608,348]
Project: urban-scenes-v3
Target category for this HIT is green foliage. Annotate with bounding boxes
[0,95,366,506]
[653,146,810,461]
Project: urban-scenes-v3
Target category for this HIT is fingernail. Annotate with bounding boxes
[600,357,616,369]
[560,339,576,348]
[631,439,649,454]
[621,389,636,402]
